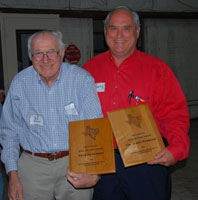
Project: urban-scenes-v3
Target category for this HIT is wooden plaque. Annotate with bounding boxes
[107,104,165,167]
[69,117,115,174]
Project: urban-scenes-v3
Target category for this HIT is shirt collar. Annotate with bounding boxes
[107,49,138,65]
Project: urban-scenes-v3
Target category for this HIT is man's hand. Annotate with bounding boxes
[147,147,175,166]
[8,171,23,200]
[67,169,100,189]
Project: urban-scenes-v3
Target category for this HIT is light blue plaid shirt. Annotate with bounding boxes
[0,62,103,173]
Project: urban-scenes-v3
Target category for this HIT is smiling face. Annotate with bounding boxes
[31,33,64,87]
[105,9,140,65]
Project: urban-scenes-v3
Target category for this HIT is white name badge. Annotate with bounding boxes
[96,82,105,92]
[30,114,44,126]
[64,103,78,115]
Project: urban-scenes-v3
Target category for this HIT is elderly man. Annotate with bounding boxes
[0,31,102,200]
[84,6,190,200]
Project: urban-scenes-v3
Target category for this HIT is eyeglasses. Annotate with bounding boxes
[32,49,59,60]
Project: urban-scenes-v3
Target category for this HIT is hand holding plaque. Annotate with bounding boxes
[107,104,165,167]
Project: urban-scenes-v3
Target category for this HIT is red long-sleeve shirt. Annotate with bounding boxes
[84,49,190,162]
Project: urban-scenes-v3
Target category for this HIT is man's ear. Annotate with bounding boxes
[104,28,107,37]
[61,48,65,60]
[136,27,141,39]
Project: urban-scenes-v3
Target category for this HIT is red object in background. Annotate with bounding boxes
[65,44,81,64]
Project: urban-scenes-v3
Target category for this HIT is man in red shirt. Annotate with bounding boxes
[84,6,190,200]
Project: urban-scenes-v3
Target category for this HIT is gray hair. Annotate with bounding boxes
[104,6,140,30]
[28,30,65,61]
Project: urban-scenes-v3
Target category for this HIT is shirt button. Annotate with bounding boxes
[113,102,116,105]
[115,85,118,89]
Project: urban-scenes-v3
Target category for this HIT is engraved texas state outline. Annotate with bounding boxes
[82,125,99,140]
[125,114,142,128]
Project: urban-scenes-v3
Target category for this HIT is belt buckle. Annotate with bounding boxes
[48,152,58,161]
[48,155,54,161]
[114,148,120,154]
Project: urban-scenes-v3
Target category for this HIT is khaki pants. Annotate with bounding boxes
[18,152,93,200]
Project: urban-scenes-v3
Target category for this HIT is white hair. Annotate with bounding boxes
[28,30,65,61]
[104,6,140,30]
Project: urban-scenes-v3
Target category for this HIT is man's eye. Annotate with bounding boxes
[48,50,56,55]
[35,52,42,55]
[124,26,131,30]
[109,26,116,30]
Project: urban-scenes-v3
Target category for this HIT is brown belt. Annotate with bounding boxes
[24,150,69,161]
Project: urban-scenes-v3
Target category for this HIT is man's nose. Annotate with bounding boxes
[116,29,122,38]
[43,54,49,63]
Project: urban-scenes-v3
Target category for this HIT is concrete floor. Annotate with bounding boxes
[1,119,198,200]
[170,118,198,200]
